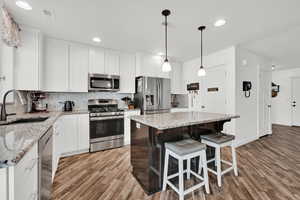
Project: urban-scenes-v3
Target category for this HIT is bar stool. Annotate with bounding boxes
[163,139,210,200]
[199,133,238,187]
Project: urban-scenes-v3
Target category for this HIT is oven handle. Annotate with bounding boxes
[90,116,124,121]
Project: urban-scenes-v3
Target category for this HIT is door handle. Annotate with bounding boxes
[268,105,271,108]
[201,106,205,109]
[292,105,296,107]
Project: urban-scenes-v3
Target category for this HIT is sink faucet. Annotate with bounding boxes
[0,89,26,121]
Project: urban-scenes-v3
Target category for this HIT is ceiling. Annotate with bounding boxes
[4,0,300,67]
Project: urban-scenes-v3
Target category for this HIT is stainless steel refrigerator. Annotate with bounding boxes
[134,76,171,114]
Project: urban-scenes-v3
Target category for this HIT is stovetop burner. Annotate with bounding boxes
[88,99,124,117]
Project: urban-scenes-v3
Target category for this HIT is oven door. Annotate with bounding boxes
[90,116,124,143]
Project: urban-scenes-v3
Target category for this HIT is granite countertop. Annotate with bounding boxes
[0,110,90,169]
[131,112,240,130]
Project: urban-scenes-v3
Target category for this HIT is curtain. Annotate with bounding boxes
[1,6,21,48]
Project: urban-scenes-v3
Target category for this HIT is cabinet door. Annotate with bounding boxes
[119,53,136,93]
[89,48,105,74]
[60,115,78,154]
[124,110,140,145]
[14,29,41,90]
[105,50,120,75]
[69,44,89,92]
[77,114,90,151]
[0,44,14,103]
[137,53,169,78]
[43,38,69,92]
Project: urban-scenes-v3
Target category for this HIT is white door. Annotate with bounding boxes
[201,67,227,113]
[292,78,300,126]
[119,53,136,93]
[105,50,120,75]
[77,114,90,151]
[89,48,105,74]
[60,115,78,154]
[260,71,272,136]
[69,44,89,92]
[43,38,69,92]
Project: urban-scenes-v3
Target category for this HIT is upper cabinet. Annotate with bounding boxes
[69,44,89,92]
[119,53,136,93]
[42,38,89,92]
[14,28,43,91]
[43,38,69,92]
[170,62,184,94]
[104,50,120,75]
[88,48,120,76]
[89,48,105,74]
[135,52,170,79]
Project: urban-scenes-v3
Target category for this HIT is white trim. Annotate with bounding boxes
[234,135,259,147]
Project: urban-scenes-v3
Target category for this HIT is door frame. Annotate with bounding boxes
[291,77,300,126]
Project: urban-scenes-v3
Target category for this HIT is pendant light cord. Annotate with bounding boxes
[165,15,168,61]
[201,28,203,67]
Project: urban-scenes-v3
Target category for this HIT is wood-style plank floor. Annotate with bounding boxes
[52,125,300,200]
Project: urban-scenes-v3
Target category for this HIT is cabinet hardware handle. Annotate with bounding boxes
[0,76,6,81]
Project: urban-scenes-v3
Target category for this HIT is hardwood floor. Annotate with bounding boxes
[52,125,300,200]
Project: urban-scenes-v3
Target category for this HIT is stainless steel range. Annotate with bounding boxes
[88,99,124,152]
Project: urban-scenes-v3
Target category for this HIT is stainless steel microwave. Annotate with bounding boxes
[88,74,120,92]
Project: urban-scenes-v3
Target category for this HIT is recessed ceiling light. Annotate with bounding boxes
[16,1,32,10]
[92,37,101,43]
[214,19,226,27]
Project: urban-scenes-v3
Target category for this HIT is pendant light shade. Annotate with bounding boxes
[198,26,206,77]
[162,9,172,72]
[162,59,172,72]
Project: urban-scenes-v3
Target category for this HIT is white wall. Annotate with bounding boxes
[183,46,272,146]
[183,46,236,134]
[272,68,300,125]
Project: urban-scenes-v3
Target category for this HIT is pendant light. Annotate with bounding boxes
[198,26,206,77]
[161,9,172,72]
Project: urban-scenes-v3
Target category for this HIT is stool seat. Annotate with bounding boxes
[201,133,235,144]
[165,139,206,156]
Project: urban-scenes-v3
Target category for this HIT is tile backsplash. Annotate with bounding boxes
[43,92,134,111]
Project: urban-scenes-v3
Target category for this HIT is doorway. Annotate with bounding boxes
[291,77,300,126]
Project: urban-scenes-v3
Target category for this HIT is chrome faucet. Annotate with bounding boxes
[0,89,26,121]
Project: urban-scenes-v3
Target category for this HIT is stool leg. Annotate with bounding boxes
[162,149,169,191]
[198,156,202,174]
[231,145,238,176]
[178,158,184,200]
[187,158,191,179]
[216,146,222,187]
[201,151,210,194]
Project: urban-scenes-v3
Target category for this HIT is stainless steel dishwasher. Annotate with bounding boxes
[38,126,53,200]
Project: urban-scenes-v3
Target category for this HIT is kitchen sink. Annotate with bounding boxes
[0,117,49,126]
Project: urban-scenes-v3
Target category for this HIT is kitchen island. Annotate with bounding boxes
[130,112,239,195]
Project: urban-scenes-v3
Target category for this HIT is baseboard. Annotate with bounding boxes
[234,135,259,147]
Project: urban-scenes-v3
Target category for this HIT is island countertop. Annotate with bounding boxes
[130,111,239,130]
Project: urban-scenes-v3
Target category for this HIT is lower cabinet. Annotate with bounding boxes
[3,144,39,200]
[52,113,89,180]
[124,110,141,145]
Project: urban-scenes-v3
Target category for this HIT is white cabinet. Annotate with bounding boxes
[69,44,89,92]
[170,62,184,94]
[14,28,43,91]
[0,144,38,200]
[56,114,89,156]
[124,110,140,145]
[89,48,105,74]
[136,52,170,78]
[119,53,136,93]
[52,114,89,179]
[77,114,90,150]
[43,38,69,92]
[0,43,14,103]
[171,108,190,113]
[105,50,120,75]
[42,38,89,92]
